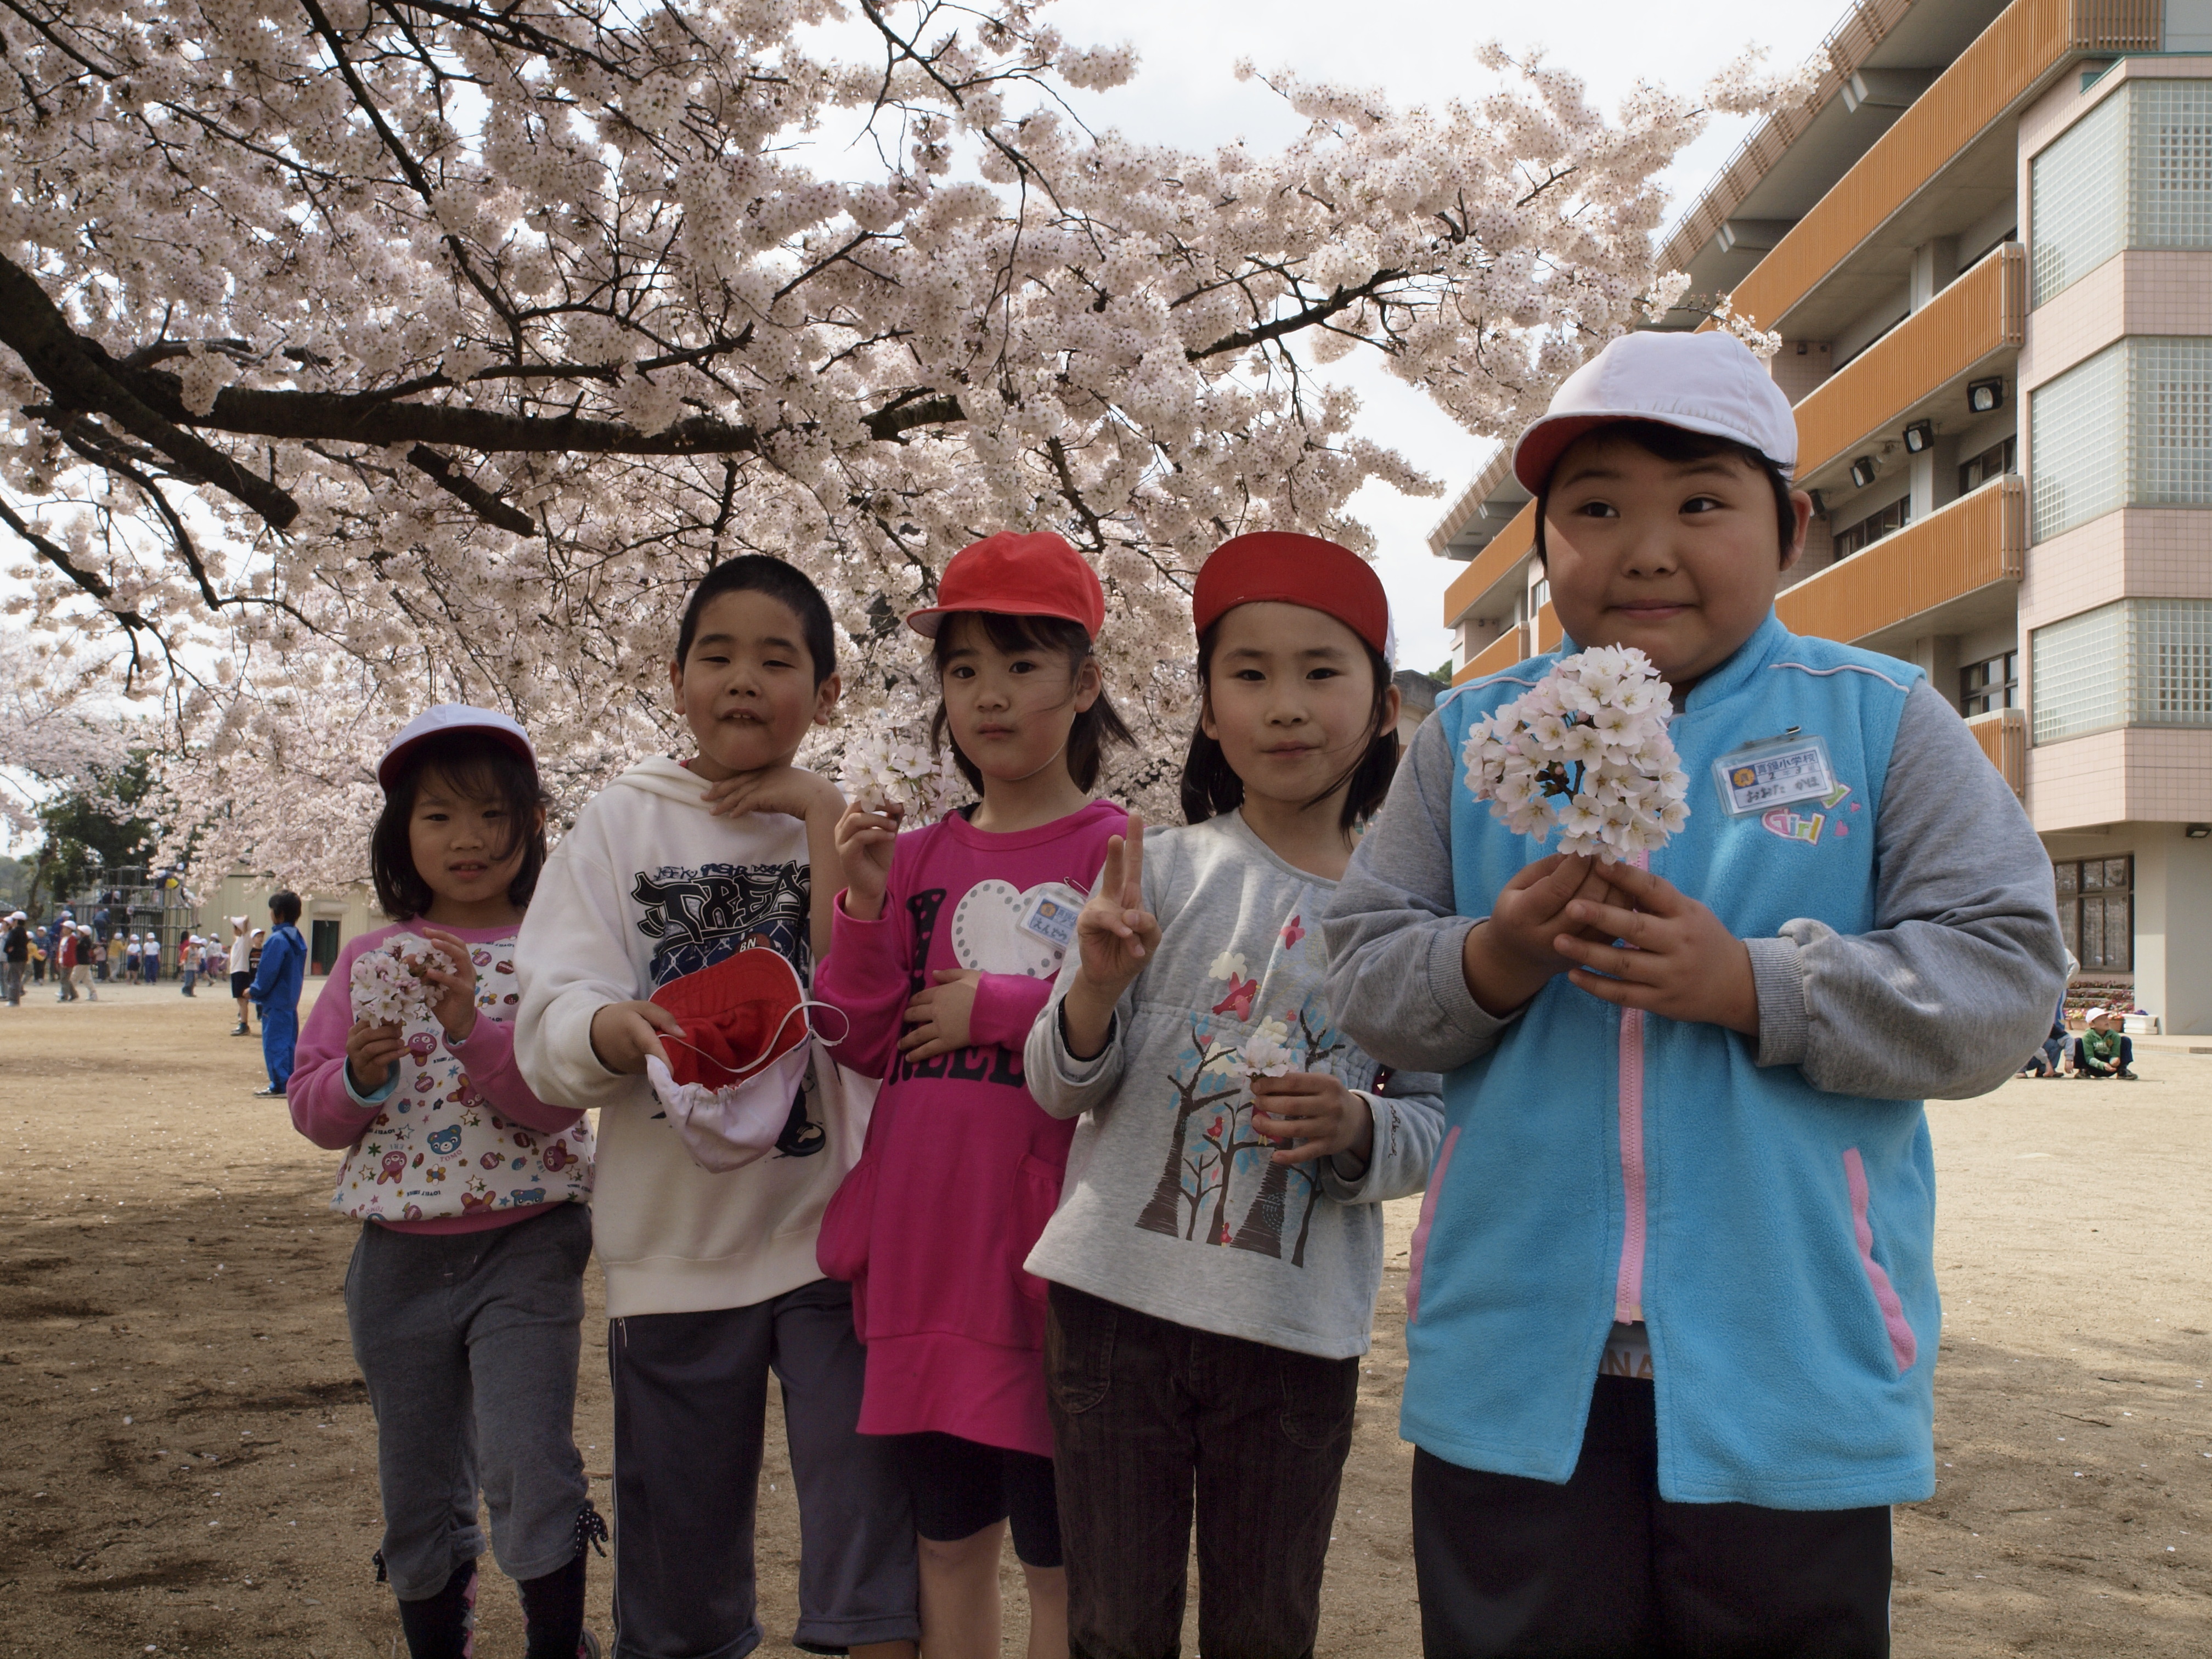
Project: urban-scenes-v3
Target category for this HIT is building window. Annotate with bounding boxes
[2030,337,2212,541]
[2053,856,2134,972]
[2030,80,2212,307]
[2030,342,2126,539]
[1530,576,1550,613]
[2131,80,2212,251]
[2031,88,2126,304]
[1957,435,2016,495]
[2031,597,2212,742]
[1833,496,1909,559]
[1961,651,2019,715]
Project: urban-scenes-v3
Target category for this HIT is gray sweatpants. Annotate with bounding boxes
[346,1202,593,1601]
[609,1279,919,1657]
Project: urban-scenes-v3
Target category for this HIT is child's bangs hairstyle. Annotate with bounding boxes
[676,554,838,686]
[370,730,550,920]
[1181,623,1398,832]
[929,612,1135,794]
[1533,419,1797,566]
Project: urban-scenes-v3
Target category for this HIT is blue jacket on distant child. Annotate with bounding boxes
[249,921,306,1091]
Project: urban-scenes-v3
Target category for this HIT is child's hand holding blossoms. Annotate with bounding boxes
[1552,862,1759,1035]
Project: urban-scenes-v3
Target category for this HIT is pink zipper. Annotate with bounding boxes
[1613,851,1650,1324]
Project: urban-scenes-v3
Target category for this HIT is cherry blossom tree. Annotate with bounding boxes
[0,0,1808,882]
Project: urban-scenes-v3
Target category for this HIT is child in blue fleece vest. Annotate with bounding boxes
[1323,330,2067,1657]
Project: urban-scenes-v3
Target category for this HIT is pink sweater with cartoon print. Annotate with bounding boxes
[291,922,591,1236]
[814,799,1122,1457]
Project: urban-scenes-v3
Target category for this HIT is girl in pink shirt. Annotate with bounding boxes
[816,532,1132,1659]
[287,707,601,1659]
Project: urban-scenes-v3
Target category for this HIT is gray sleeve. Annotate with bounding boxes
[1024,953,1132,1122]
[1322,713,1515,1074]
[1747,680,2068,1099]
[1024,845,1164,1122]
[1319,1065,1448,1205]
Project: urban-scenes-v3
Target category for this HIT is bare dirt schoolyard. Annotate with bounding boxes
[2,983,2208,1655]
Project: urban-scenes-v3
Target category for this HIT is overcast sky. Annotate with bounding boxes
[1023,0,1839,672]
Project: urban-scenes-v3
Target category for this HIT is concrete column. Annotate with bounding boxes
[1909,634,1961,711]
[2133,825,2212,1036]
[1910,238,1959,312]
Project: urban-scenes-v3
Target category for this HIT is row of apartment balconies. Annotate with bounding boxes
[1441,0,2211,834]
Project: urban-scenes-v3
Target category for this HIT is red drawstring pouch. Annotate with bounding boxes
[644,947,823,1172]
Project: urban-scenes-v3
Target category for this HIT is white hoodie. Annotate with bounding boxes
[515,756,873,1317]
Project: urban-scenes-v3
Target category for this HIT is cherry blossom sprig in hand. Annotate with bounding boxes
[838,729,966,823]
[1462,646,1690,863]
[349,933,442,1029]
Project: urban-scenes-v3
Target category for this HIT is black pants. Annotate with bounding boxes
[1045,1282,1358,1659]
[1413,1378,1891,1659]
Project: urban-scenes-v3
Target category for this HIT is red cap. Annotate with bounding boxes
[906,532,1105,639]
[1191,533,1390,657]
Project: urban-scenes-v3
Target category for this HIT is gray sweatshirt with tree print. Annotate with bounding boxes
[1023,810,1446,1358]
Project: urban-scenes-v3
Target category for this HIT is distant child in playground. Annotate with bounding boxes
[1025,533,1446,1659]
[1324,329,2069,1656]
[815,531,1135,1659]
[228,915,255,1032]
[516,555,919,1659]
[246,891,306,1096]
[287,705,602,1659]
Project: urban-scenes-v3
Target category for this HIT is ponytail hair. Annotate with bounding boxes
[1180,623,1398,832]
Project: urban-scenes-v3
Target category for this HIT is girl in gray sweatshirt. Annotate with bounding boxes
[1024,533,1445,1659]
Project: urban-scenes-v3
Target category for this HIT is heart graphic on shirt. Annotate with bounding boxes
[950,881,1080,979]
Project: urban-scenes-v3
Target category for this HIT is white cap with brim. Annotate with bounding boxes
[1512,329,1799,495]
[378,703,535,792]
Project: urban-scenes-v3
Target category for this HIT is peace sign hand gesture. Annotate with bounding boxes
[1062,812,1158,1060]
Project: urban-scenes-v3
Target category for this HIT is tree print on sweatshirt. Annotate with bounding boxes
[1133,933,1348,1268]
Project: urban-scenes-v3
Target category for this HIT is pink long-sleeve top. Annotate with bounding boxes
[813,798,1122,1457]
[291,921,591,1235]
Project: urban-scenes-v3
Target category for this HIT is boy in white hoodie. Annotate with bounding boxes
[517,556,918,1659]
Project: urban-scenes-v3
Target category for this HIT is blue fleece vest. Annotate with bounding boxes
[1404,614,1936,1510]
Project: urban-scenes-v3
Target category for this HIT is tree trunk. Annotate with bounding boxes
[1229,1158,1292,1257]
[1290,1167,1324,1268]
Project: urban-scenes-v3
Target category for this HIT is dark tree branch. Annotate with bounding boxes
[406,445,538,535]
[0,249,301,527]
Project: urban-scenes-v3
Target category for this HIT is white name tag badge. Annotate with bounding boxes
[1018,887,1083,951]
[1712,732,1838,817]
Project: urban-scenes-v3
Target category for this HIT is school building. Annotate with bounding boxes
[1431,0,2212,1033]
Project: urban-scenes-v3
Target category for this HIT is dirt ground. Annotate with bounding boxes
[2,981,2208,1656]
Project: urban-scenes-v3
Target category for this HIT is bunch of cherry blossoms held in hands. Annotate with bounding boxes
[349,933,444,1029]
[837,729,967,823]
[1463,646,1691,862]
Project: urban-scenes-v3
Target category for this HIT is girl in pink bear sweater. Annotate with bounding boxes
[816,532,1132,1659]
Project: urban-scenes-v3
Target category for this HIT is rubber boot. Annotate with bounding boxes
[391,1555,478,1659]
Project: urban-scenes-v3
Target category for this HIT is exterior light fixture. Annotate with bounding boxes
[1902,420,1933,454]
[1808,489,1827,517]
[1967,378,2005,414]
[2188,824,2212,839]
[1849,456,1879,490]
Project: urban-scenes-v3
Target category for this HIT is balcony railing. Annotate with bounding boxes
[1775,476,2026,642]
[1730,0,2160,331]
[1443,502,1537,628]
[1793,245,2026,481]
[1969,707,2030,795]
[1451,601,1563,686]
